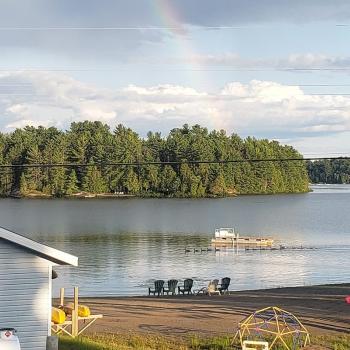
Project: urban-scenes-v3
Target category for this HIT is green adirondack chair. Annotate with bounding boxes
[178,278,193,295]
[218,277,231,295]
[149,280,165,296]
[163,279,178,295]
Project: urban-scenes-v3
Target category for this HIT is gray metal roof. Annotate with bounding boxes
[0,226,78,266]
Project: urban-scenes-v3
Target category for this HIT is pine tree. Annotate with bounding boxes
[160,165,179,196]
[65,170,79,195]
[209,172,227,196]
[20,173,28,195]
[125,168,140,194]
[82,166,107,194]
[0,123,311,197]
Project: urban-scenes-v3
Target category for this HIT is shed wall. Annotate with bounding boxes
[0,239,50,350]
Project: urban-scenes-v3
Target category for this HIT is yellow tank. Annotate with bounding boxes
[65,303,91,317]
[52,307,66,324]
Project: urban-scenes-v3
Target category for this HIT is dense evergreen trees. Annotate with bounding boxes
[0,122,309,197]
[307,159,350,184]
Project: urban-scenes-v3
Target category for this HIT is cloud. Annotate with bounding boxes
[286,131,350,157]
[1,72,350,141]
[0,1,169,62]
[178,53,350,70]
[180,0,350,26]
[2,1,350,63]
[3,0,350,28]
[123,84,207,97]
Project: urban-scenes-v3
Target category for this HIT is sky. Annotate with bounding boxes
[2,0,350,156]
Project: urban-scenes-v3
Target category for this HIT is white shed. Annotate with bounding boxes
[0,226,78,350]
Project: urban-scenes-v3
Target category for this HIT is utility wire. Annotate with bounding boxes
[2,83,350,87]
[0,25,349,30]
[0,156,348,169]
[2,93,350,97]
[1,68,350,72]
[0,26,308,31]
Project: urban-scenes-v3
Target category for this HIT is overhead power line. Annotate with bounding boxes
[0,26,259,31]
[2,92,350,97]
[2,82,350,87]
[1,68,350,72]
[0,26,209,31]
[0,25,349,30]
[0,156,348,169]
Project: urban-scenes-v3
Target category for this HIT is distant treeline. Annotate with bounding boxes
[0,122,309,197]
[307,159,350,184]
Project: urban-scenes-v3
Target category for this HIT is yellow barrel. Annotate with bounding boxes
[52,307,66,324]
[65,303,91,317]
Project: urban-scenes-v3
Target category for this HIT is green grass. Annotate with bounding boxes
[59,333,187,350]
[59,333,350,350]
[313,334,350,350]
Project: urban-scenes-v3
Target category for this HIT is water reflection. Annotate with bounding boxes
[45,232,350,296]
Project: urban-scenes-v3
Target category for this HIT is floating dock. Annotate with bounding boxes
[211,228,274,246]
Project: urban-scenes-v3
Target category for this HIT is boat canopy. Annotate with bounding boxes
[215,228,236,238]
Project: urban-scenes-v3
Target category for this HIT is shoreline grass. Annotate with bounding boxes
[59,333,350,350]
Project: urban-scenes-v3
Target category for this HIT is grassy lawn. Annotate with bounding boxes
[59,333,186,350]
[59,333,350,350]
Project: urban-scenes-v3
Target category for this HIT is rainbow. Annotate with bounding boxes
[151,0,226,130]
[153,0,186,35]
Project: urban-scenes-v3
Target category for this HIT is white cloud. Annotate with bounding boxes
[282,54,350,69]
[6,118,48,129]
[1,72,350,143]
[285,131,350,157]
[179,53,350,70]
[221,81,304,102]
[123,84,207,97]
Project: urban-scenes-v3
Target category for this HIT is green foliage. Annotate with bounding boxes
[209,171,227,196]
[19,173,28,195]
[65,170,79,195]
[160,165,179,196]
[82,166,107,194]
[0,122,309,197]
[307,159,350,184]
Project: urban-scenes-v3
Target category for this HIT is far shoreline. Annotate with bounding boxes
[2,189,313,200]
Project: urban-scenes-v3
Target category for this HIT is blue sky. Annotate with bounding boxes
[1,0,350,156]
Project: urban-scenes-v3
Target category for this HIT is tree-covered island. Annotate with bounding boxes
[0,121,309,198]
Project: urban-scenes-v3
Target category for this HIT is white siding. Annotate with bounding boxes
[0,239,50,350]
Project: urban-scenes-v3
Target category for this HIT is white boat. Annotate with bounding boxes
[211,228,273,246]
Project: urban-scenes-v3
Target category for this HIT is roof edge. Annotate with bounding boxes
[0,227,78,266]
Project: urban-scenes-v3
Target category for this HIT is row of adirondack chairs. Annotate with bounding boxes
[148,277,231,296]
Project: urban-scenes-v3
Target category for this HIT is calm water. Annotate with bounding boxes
[1,184,350,296]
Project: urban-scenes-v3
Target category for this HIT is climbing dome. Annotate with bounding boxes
[234,306,310,350]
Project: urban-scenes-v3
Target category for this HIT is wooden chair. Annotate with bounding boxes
[178,278,193,295]
[163,279,178,295]
[195,279,220,296]
[218,277,231,295]
[149,280,165,296]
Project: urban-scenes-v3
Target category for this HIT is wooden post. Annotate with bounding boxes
[71,287,79,337]
[59,288,65,307]
[46,336,58,350]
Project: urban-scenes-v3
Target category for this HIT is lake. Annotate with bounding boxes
[1,184,350,296]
